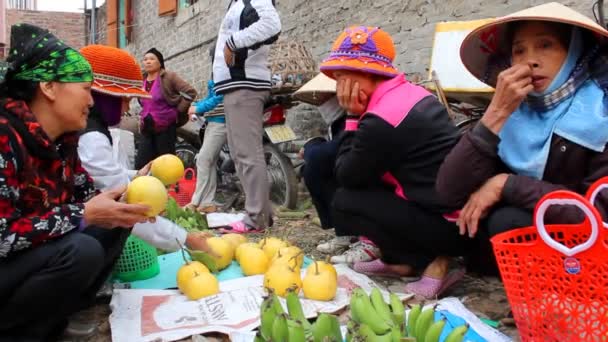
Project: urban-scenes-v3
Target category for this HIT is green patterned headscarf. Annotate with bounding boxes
[0,23,93,84]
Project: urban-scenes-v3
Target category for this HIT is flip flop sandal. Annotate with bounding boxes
[404,268,466,299]
[217,221,264,234]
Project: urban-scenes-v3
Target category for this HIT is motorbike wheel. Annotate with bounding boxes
[264,143,298,210]
[175,142,198,171]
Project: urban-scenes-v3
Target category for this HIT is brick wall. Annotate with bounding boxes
[6,9,86,50]
[121,0,601,139]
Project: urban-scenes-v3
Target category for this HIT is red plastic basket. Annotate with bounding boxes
[491,178,608,341]
[168,168,196,207]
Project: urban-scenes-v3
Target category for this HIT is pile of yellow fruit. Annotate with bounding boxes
[176,233,339,302]
[236,236,338,301]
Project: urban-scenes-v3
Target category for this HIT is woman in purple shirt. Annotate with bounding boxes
[136,48,196,168]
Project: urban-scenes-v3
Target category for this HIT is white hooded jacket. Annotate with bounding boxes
[213,0,281,95]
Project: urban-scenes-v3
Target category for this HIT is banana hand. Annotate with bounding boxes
[286,288,312,331]
[271,292,285,315]
[312,313,334,342]
[390,325,402,342]
[328,313,343,342]
[370,288,393,324]
[424,319,446,342]
[444,324,469,342]
[350,289,363,323]
[260,296,277,340]
[271,313,288,342]
[406,303,421,338]
[389,292,405,333]
[414,305,436,340]
[356,323,393,342]
[286,318,306,342]
[253,332,266,342]
[354,290,392,335]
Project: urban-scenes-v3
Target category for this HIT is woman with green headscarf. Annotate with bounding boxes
[0,24,152,340]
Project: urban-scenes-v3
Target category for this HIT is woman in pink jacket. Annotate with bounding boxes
[320,26,467,298]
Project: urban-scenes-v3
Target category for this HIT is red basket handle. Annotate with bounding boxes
[534,190,603,257]
[585,176,608,228]
[184,168,196,180]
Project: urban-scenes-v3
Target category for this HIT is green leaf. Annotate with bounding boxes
[191,210,209,230]
[186,248,218,272]
[165,198,179,222]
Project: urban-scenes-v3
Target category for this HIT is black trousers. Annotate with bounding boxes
[0,227,129,341]
[135,116,177,169]
[467,206,532,275]
[302,138,341,230]
[332,187,472,270]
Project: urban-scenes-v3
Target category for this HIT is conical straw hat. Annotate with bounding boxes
[293,73,336,106]
[460,2,608,87]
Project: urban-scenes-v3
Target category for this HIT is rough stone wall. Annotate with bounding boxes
[122,0,598,139]
[6,9,86,50]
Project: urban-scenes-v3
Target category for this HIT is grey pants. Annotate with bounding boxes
[223,89,272,228]
[190,121,227,207]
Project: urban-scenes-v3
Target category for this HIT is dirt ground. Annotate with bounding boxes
[74,190,520,342]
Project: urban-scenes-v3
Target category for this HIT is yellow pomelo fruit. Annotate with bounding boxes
[207,236,234,270]
[151,154,185,186]
[183,272,219,300]
[239,247,270,276]
[235,242,261,262]
[264,262,302,297]
[305,261,337,280]
[176,261,209,293]
[259,237,289,259]
[125,176,168,217]
[222,233,248,249]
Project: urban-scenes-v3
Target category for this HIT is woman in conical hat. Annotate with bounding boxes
[437,3,608,272]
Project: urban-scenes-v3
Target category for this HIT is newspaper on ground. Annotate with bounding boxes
[109,264,413,342]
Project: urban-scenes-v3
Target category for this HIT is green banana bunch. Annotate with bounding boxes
[349,289,363,322]
[312,313,342,342]
[414,305,437,339]
[350,289,392,335]
[286,289,313,331]
[352,323,393,342]
[286,317,306,342]
[444,324,469,342]
[390,325,402,342]
[259,290,345,342]
[424,319,446,342]
[389,293,405,333]
[272,313,288,342]
[406,303,422,338]
[272,293,285,315]
[253,332,265,342]
[345,320,357,342]
[259,295,278,340]
[370,288,393,323]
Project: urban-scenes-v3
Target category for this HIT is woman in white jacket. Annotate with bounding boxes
[77,44,212,253]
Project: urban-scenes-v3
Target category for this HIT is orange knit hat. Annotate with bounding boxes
[320,26,399,79]
[80,44,150,98]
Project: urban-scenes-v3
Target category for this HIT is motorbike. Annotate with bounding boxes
[175,94,299,210]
